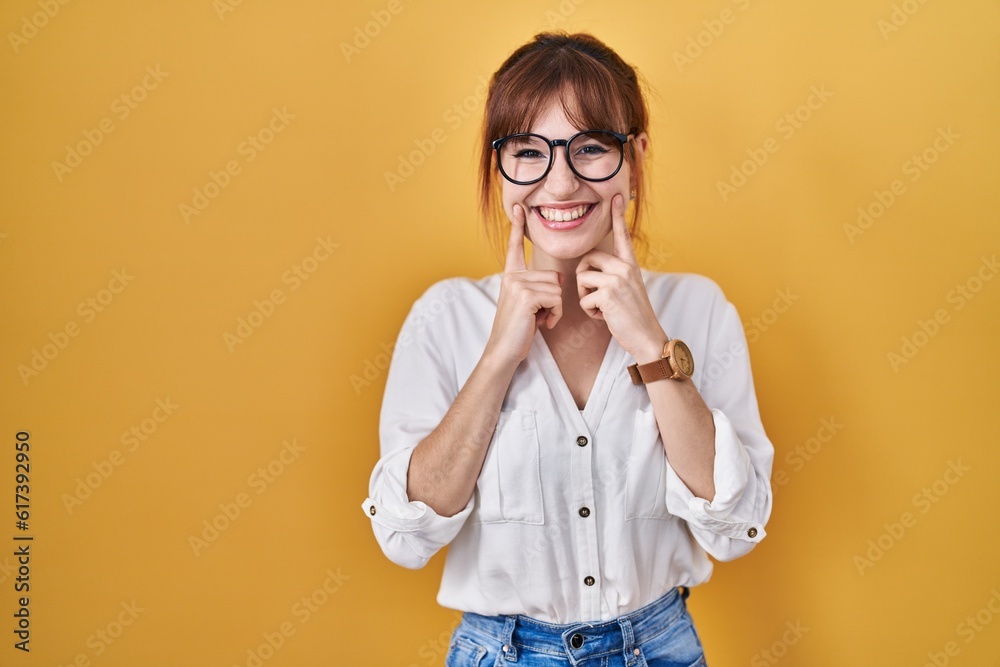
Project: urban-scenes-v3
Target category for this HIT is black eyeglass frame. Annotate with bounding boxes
[491,130,634,186]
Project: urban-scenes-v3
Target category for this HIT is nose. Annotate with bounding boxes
[543,145,580,198]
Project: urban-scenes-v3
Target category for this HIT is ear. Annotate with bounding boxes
[633,131,650,157]
[628,131,650,190]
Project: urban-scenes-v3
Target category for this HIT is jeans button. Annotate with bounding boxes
[570,632,584,649]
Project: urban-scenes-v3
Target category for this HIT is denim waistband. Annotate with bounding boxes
[458,587,690,665]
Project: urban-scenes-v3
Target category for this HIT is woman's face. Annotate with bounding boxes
[500,100,643,263]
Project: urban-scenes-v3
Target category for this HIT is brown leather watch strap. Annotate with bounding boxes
[628,338,695,384]
[627,357,677,384]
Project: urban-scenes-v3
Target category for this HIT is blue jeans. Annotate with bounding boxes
[445,587,707,667]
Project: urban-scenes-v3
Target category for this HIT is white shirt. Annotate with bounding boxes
[362,269,774,624]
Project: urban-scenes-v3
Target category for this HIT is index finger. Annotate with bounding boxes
[612,193,637,264]
[505,204,528,272]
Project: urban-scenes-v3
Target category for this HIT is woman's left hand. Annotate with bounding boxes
[576,193,667,363]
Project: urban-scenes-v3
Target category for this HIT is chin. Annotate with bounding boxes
[530,234,599,261]
[529,222,610,259]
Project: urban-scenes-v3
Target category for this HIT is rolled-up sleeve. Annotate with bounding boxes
[361,280,475,570]
[664,295,775,562]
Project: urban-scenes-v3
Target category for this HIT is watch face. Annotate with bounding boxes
[673,341,694,376]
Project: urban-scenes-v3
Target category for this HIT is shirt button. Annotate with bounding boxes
[570,632,585,649]
[576,436,588,447]
[369,506,376,516]
[584,575,595,586]
[578,507,590,518]
[748,527,758,538]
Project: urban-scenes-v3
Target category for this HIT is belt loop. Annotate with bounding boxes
[618,615,637,666]
[499,615,518,662]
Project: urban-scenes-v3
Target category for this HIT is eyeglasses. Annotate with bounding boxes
[491,130,634,185]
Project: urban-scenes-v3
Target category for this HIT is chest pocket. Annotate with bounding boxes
[473,409,545,525]
[625,406,672,520]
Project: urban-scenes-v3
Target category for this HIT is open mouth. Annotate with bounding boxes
[536,203,593,222]
[533,203,595,229]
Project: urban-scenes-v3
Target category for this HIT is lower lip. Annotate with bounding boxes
[534,205,595,231]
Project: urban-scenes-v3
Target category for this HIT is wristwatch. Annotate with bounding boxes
[627,338,694,384]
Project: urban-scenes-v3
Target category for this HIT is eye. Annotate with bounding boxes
[513,148,545,159]
[503,135,549,160]
[576,144,610,156]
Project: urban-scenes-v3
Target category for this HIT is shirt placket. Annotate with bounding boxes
[531,331,625,622]
[569,419,602,621]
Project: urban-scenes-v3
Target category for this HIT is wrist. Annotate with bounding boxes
[479,344,522,377]
[632,336,668,365]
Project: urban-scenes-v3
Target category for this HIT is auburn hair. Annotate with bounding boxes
[477,31,652,266]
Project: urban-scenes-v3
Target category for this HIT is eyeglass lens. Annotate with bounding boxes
[498,131,622,183]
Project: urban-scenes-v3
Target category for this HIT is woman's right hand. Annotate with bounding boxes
[484,204,564,367]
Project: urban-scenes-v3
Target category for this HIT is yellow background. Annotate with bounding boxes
[1,0,998,665]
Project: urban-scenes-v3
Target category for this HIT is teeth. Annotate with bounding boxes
[538,204,590,222]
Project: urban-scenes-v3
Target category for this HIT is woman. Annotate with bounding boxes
[362,31,774,666]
